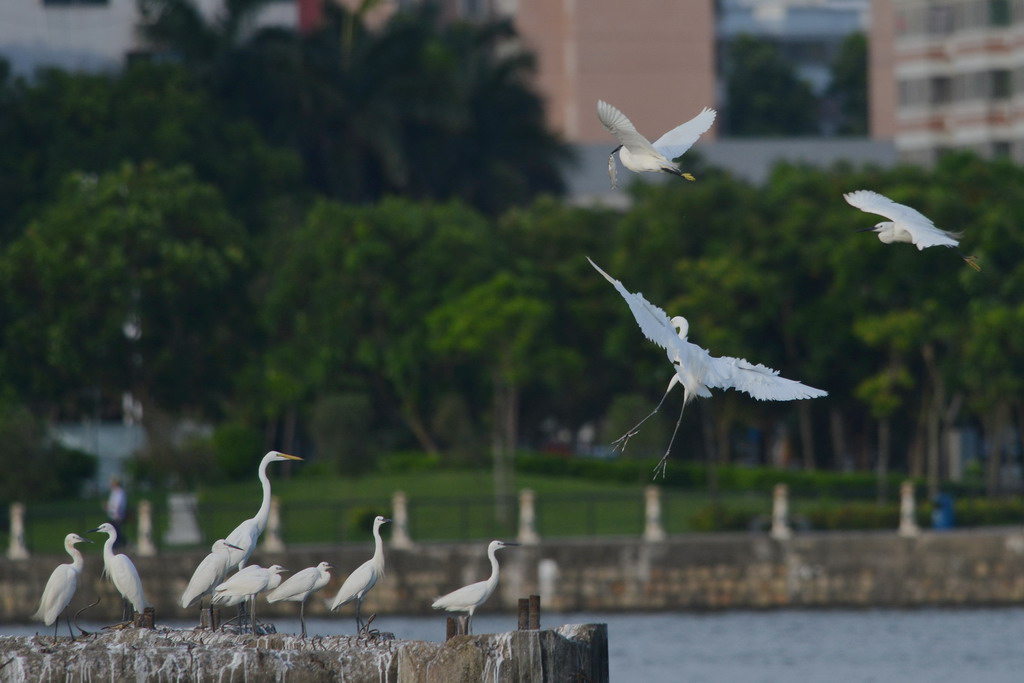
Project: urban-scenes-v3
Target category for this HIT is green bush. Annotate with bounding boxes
[212,422,264,481]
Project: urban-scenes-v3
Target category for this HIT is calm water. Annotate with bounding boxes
[6,608,1024,682]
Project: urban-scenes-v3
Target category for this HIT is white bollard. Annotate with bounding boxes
[643,485,666,542]
[517,488,540,545]
[390,491,413,549]
[261,496,285,552]
[770,483,792,540]
[6,502,29,560]
[898,480,920,537]
[136,499,157,556]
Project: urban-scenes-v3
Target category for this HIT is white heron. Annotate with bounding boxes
[844,189,980,271]
[329,515,391,633]
[87,522,148,622]
[224,451,304,571]
[33,533,92,638]
[597,99,716,189]
[588,257,827,475]
[431,540,518,634]
[266,561,332,637]
[180,539,243,614]
[213,564,288,633]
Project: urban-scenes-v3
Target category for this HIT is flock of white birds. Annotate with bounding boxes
[32,99,981,641]
[35,451,516,638]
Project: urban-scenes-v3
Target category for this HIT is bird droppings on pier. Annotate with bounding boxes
[0,622,608,682]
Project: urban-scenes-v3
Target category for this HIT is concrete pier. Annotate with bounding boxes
[0,623,608,682]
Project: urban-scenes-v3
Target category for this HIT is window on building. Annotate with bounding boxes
[930,76,952,104]
[991,69,1012,98]
[992,141,1012,158]
[989,0,1012,25]
[927,5,954,33]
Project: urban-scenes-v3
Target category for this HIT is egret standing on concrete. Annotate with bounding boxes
[224,451,304,571]
[87,522,148,623]
[33,533,92,638]
[588,257,827,475]
[180,539,243,614]
[213,564,288,633]
[266,561,332,637]
[432,540,518,635]
[330,515,391,633]
[597,99,716,189]
[844,189,980,271]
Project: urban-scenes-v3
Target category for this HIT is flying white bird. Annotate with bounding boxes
[213,564,288,633]
[597,99,716,189]
[843,190,980,271]
[266,561,332,637]
[330,516,391,633]
[33,533,92,638]
[432,540,518,635]
[588,257,827,475]
[224,450,303,571]
[88,522,148,622]
[180,539,243,612]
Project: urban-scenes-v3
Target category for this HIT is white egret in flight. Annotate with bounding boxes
[224,451,303,571]
[431,540,518,635]
[330,516,391,633]
[597,100,716,189]
[87,522,148,623]
[180,539,243,615]
[33,533,92,638]
[844,190,980,271]
[588,258,827,475]
[213,564,287,633]
[266,561,332,637]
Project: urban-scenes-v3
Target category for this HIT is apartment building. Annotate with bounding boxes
[871,0,1024,162]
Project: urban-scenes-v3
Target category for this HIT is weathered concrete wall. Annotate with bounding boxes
[5,529,1024,622]
[0,624,609,682]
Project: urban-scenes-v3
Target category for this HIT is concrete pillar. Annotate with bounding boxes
[643,485,666,542]
[770,483,792,540]
[898,480,920,537]
[390,491,413,549]
[6,502,29,560]
[517,488,540,545]
[261,496,285,553]
[136,499,157,556]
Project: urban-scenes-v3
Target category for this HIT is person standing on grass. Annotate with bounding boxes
[105,476,128,549]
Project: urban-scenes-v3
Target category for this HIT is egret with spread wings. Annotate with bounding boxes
[588,258,827,475]
[844,190,980,271]
[597,100,715,189]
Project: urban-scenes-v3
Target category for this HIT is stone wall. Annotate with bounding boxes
[5,529,1024,623]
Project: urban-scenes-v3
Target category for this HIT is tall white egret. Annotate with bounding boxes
[180,539,243,613]
[213,564,287,633]
[844,189,980,271]
[224,450,303,571]
[330,516,391,633]
[87,522,148,622]
[431,540,518,634]
[597,100,716,189]
[266,561,332,637]
[588,257,827,475]
[33,533,92,638]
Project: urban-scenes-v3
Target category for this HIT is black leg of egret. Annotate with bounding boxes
[653,397,688,479]
[122,598,134,624]
[300,600,307,638]
[611,384,674,453]
[355,599,362,633]
[65,610,74,640]
[250,596,257,634]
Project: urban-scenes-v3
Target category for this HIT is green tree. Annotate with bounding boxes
[723,35,819,136]
[826,32,869,135]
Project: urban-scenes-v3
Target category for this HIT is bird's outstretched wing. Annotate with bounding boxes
[588,258,680,352]
[704,355,828,401]
[597,100,658,156]
[843,190,959,249]
[651,107,716,161]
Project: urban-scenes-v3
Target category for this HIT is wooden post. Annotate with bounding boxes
[517,598,530,629]
[6,503,29,560]
[200,608,212,629]
[899,480,920,537]
[528,594,541,630]
[391,491,413,549]
[262,496,285,552]
[517,488,540,545]
[136,499,157,556]
[136,607,155,629]
[446,617,459,640]
[770,483,792,540]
